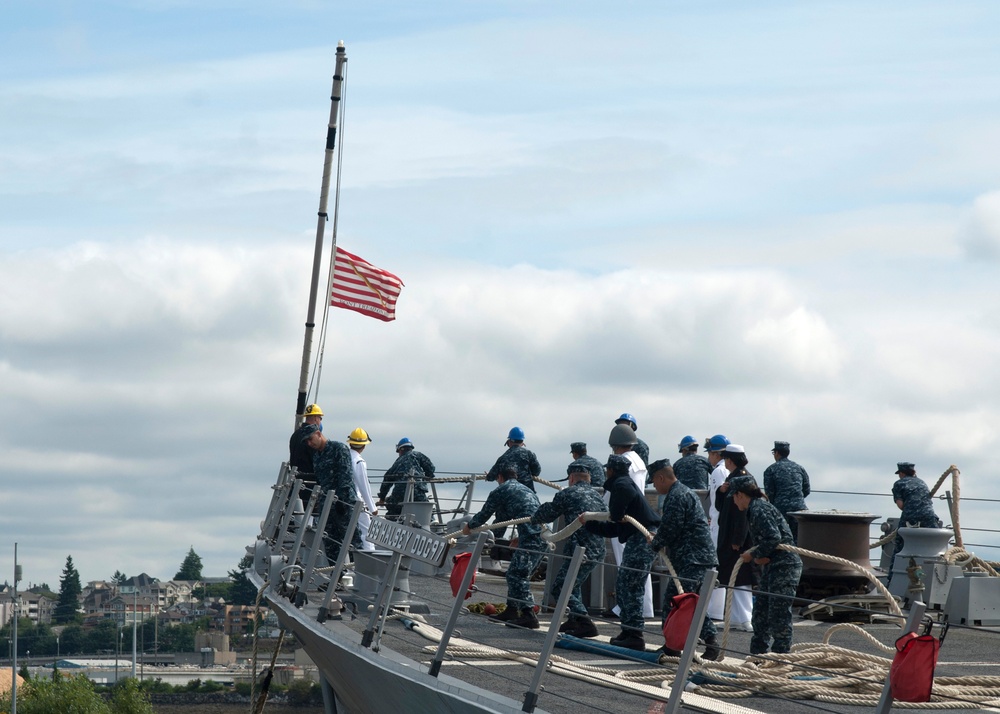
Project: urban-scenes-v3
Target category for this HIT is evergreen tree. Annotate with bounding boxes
[111,570,128,585]
[54,556,83,624]
[174,547,203,581]
[228,555,257,606]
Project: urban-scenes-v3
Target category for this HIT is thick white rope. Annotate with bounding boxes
[398,616,1000,708]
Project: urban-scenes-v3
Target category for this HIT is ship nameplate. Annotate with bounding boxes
[366,517,451,566]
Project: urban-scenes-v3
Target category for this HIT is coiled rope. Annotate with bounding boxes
[399,614,1000,708]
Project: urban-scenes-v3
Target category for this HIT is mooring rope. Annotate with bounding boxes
[250,582,286,714]
[425,473,564,490]
[399,615,1000,709]
[714,541,902,656]
[943,546,1000,577]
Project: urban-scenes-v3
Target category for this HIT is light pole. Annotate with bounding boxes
[131,589,137,679]
[116,628,122,681]
[56,636,59,660]
[12,543,20,714]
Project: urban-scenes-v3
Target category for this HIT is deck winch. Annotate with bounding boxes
[791,510,878,599]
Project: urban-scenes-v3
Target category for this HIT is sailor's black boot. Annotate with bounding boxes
[558,617,577,633]
[488,605,519,623]
[702,635,721,661]
[568,616,598,638]
[506,608,540,630]
[611,629,646,651]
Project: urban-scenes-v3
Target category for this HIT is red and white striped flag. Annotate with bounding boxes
[330,246,405,322]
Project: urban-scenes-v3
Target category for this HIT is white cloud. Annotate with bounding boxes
[4,1,1000,588]
[960,190,1000,260]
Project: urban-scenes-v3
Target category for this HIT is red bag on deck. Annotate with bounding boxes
[889,631,940,702]
[662,592,698,652]
[449,552,477,600]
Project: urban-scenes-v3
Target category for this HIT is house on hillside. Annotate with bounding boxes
[0,587,16,625]
[83,581,117,617]
[21,590,55,624]
[104,593,157,626]
[1,586,56,625]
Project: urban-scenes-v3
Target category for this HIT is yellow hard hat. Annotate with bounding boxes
[304,404,324,417]
[347,427,371,445]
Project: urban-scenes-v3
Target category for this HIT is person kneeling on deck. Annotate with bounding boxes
[530,461,608,638]
[462,467,546,629]
[648,459,721,661]
[580,455,660,651]
[730,475,802,656]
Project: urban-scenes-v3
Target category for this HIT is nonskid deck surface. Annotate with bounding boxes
[284,568,1000,714]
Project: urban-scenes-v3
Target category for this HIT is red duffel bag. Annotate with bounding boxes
[449,551,477,600]
[662,592,699,652]
[889,627,941,702]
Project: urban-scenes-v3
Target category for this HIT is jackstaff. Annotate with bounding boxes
[295,41,348,424]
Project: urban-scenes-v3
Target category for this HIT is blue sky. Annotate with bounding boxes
[3,2,1000,588]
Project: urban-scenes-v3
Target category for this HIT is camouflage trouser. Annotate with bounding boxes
[886,534,904,585]
[506,537,546,611]
[661,564,717,642]
[618,533,656,631]
[781,512,799,544]
[750,559,802,654]
[385,489,429,518]
[325,505,364,565]
[388,483,429,510]
[552,538,605,616]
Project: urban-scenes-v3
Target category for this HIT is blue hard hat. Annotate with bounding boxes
[395,437,414,451]
[615,413,637,429]
[507,426,525,442]
[678,435,698,451]
[705,434,730,452]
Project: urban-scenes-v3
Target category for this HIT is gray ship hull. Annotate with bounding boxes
[252,569,533,714]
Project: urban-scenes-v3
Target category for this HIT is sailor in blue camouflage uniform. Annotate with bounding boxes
[888,462,942,584]
[648,459,721,660]
[730,475,802,656]
[463,467,546,629]
[582,454,660,650]
[570,442,606,489]
[304,424,364,563]
[376,437,435,517]
[530,462,608,637]
[288,403,324,504]
[671,435,712,490]
[486,427,542,492]
[616,413,649,466]
[761,440,810,543]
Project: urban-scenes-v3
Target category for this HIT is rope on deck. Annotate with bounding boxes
[401,615,1000,709]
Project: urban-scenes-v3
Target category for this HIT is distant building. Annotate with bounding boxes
[0,586,56,625]
[104,593,157,627]
[0,587,16,626]
[217,605,257,637]
[83,582,117,617]
[21,591,55,624]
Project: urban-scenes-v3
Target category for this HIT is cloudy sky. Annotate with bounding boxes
[3,1,1000,589]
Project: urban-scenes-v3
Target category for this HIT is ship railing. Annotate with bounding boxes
[255,466,1000,714]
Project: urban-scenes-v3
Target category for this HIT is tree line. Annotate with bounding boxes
[4,551,259,657]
